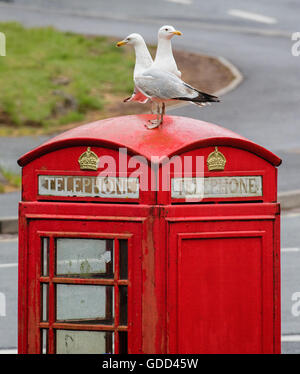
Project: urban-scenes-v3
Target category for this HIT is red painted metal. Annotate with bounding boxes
[18,115,281,354]
[18,115,281,167]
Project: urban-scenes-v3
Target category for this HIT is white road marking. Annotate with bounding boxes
[0,263,18,269]
[0,349,17,354]
[0,238,18,243]
[281,335,300,342]
[228,9,277,25]
[165,0,193,5]
[281,247,300,252]
[282,212,300,218]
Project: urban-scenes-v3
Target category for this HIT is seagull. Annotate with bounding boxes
[135,68,220,128]
[116,25,182,108]
[117,33,153,104]
[147,25,182,119]
[152,25,182,78]
[117,28,219,129]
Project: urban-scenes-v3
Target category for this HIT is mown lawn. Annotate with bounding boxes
[0,22,136,134]
[0,167,21,193]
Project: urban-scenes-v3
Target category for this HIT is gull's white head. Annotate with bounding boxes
[158,25,182,40]
[116,33,145,47]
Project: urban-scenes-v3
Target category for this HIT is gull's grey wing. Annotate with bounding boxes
[134,68,198,100]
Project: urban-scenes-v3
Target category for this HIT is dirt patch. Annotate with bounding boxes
[0,110,14,127]
[174,51,234,93]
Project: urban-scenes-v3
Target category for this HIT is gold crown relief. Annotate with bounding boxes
[207,147,226,171]
[78,147,99,171]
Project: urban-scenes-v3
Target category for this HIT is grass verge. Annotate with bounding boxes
[0,168,21,193]
[0,22,135,134]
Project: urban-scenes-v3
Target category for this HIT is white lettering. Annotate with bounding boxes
[292,32,300,57]
[172,176,262,199]
[38,175,139,199]
[0,32,6,56]
[292,292,300,317]
[0,292,6,317]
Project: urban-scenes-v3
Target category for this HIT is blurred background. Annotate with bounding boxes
[0,0,299,354]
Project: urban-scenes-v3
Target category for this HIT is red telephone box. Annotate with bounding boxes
[18,114,281,354]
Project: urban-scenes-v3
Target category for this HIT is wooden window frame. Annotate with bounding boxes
[38,232,130,354]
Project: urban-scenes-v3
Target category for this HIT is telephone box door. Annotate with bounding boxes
[19,218,142,354]
[167,209,280,354]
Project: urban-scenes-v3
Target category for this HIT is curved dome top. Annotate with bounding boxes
[18,115,281,167]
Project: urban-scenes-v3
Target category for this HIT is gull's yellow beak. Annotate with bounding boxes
[116,40,127,47]
[172,30,182,36]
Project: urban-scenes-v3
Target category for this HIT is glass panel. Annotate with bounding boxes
[41,329,48,354]
[119,286,128,326]
[41,283,48,322]
[41,237,49,276]
[56,284,113,324]
[56,330,113,354]
[119,332,128,354]
[56,238,113,278]
[119,240,128,280]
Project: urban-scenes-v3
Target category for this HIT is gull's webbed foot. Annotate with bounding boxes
[145,119,160,129]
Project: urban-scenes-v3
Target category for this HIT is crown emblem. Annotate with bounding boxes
[78,147,99,171]
[207,147,226,171]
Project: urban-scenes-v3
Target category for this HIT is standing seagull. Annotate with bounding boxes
[117,25,182,108]
[117,33,153,104]
[135,68,220,128]
[153,25,182,78]
[149,25,182,124]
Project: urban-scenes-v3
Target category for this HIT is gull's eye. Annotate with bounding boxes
[127,38,131,41]
[165,28,168,31]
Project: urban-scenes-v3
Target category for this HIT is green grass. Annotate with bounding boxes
[0,168,21,188]
[0,167,21,193]
[0,22,136,133]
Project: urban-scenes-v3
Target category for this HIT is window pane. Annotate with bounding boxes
[119,240,128,280]
[41,329,48,354]
[56,330,113,354]
[41,237,49,276]
[56,238,113,278]
[119,286,128,326]
[56,284,113,324]
[41,283,48,322]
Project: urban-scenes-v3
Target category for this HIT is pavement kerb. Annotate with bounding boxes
[0,190,300,235]
[0,217,18,235]
[278,190,300,211]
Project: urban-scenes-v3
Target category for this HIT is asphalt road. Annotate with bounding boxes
[0,212,299,353]
[0,0,299,354]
